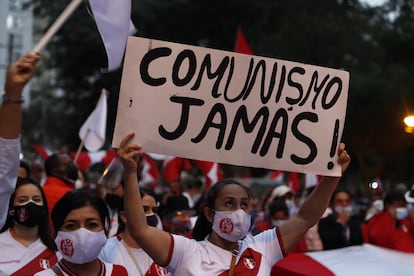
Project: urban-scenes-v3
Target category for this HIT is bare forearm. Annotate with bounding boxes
[297,176,340,226]
[0,53,40,139]
[0,88,23,139]
[124,169,147,237]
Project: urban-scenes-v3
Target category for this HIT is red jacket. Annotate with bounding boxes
[365,211,414,253]
[42,176,73,215]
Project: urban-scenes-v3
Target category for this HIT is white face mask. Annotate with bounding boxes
[55,228,107,264]
[212,209,251,242]
[271,219,287,227]
[396,207,408,220]
[335,205,352,214]
[285,199,295,210]
[74,179,83,189]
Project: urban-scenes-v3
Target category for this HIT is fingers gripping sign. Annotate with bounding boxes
[337,142,350,174]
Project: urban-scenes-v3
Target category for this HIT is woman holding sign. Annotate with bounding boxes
[118,132,350,275]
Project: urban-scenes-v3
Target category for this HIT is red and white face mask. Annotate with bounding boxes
[212,209,251,242]
[55,228,107,264]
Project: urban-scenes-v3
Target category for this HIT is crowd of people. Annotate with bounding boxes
[0,53,413,275]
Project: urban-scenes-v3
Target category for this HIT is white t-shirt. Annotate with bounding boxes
[166,228,285,275]
[34,260,127,276]
[0,137,19,228]
[0,229,60,275]
[99,235,168,275]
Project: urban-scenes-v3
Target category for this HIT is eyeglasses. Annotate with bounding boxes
[143,205,157,213]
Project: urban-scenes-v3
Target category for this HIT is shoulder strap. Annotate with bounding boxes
[52,264,65,276]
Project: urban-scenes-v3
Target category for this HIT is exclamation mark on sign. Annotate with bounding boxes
[327,119,339,170]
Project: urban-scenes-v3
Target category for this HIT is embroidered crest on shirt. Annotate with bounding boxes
[243,256,256,269]
[39,259,50,269]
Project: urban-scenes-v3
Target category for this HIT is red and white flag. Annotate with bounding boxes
[272,244,414,276]
[287,172,301,194]
[234,26,253,54]
[140,153,161,188]
[270,170,285,183]
[78,89,108,152]
[162,156,191,184]
[305,173,322,189]
[88,0,132,71]
[192,160,223,190]
[69,149,117,172]
[32,144,52,160]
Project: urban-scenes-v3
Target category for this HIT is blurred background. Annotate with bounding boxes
[2,0,414,193]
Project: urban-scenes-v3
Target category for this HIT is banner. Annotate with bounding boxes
[112,37,349,176]
[273,244,414,275]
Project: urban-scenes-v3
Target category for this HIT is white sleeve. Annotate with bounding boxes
[166,234,196,273]
[0,137,20,228]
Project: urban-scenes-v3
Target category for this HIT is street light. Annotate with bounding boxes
[403,115,414,133]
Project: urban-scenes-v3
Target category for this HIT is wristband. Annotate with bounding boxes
[2,94,25,104]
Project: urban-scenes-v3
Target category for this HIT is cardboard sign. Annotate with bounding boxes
[112,37,349,176]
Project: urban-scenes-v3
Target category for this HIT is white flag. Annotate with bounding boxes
[88,0,132,71]
[79,89,108,151]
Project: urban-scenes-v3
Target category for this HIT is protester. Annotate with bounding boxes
[42,153,77,215]
[364,190,414,252]
[104,179,124,237]
[35,189,128,275]
[30,160,46,185]
[268,184,297,216]
[118,132,350,275]
[253,197,290,234]
[0,177,60,274]
[318,188,363,250]
[0,52,40,228]
[405,184,414,212]
[19,160,31,179]
[99,190,168,275]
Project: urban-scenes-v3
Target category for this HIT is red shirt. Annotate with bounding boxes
[365,211,414,253]
[42,176,73,215]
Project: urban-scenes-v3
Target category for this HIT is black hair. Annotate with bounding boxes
[19,160,31,178]
[330,188,352,206]
[268,198,289,217]
[192,178,253,241]
[384,191,406,206]
[116,188,148,235]
[1,177,56,251]
[44,153,60,176]
[51,189,110,235]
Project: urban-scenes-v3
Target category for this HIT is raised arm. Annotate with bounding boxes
[0,53,40,139]
[0,53,40,228]
[279,143,350,253]
[118,133,172,266]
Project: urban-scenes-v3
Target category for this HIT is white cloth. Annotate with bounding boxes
[305,244,414,276]
[0,229,60,275]
[167,228,284,275]
[34,260,123,276]
[0,137,19,228]
[99,236,168,275]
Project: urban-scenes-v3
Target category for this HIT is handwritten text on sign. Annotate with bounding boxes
[112,37,349,176]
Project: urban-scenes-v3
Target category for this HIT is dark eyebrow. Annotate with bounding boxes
[223,196,249,201]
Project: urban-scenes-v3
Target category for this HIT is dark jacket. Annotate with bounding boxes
[318,213,363,250]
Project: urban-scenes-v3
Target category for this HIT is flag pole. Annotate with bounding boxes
[74,128,89,164]
[32,0,83,53]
